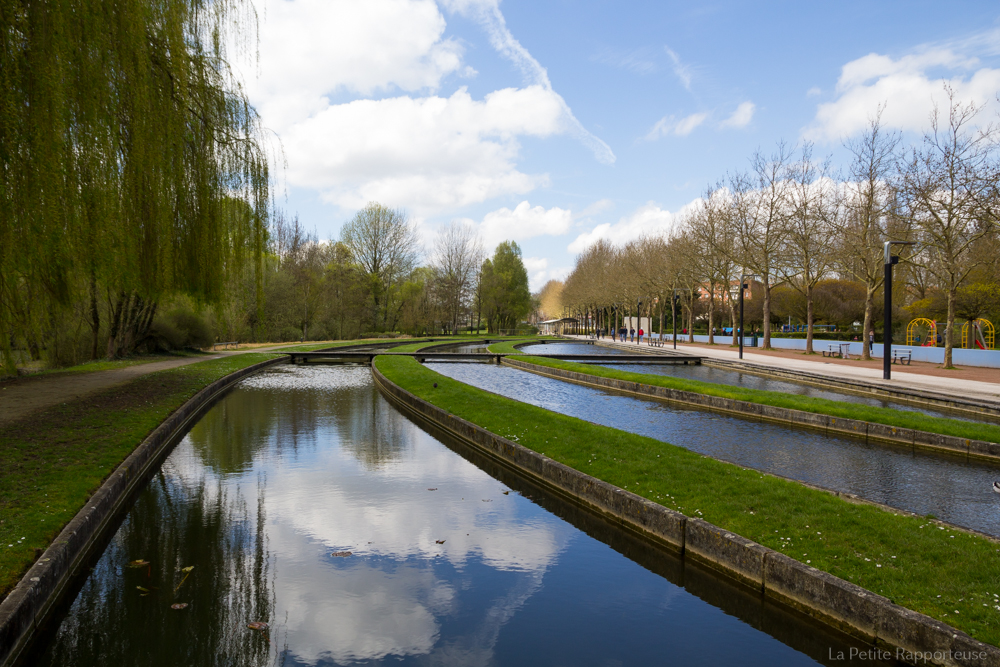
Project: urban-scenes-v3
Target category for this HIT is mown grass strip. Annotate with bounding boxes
[496,351,1000,445]
[0,353,276,599]
[375,354,1000,645]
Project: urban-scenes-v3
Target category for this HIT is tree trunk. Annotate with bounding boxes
[762,281,772,349]
[707,284,715,345]
[89,270,100,360]
[861,288,875,361]
[945,285,957,368]
[805,284,814,354]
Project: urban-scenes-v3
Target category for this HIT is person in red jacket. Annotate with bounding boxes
[638,328,644,344]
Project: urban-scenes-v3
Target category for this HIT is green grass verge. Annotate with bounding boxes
[499,353,1000,445]
[0,353,275,599]
[375,354,1000,645]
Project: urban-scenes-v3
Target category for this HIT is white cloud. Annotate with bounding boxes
[247,0,467,130]
[477,201,573,248]
[804,42,1000,142]
[664,47,693,90]
[282,87,566,214]
[244,0,613,217]
[720,101,755,129]
[806,87,822,97]
[645,112,708,140]
[567,200,699,253]
[440,0,615,165]
[579,198,614,217]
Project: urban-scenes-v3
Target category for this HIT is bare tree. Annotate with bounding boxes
[730,143,794,348]
[904,89,999,366]
[834,110,906,360]
[778,144,838,353]
[432,222,483,334]
[341,202,419,332]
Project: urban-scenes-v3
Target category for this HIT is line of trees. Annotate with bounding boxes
[240,205,534,343]
[560,91,1000,367]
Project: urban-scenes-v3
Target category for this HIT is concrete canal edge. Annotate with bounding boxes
[0,356,287,667]
[502,356,1000,463]
[371,363,999,666]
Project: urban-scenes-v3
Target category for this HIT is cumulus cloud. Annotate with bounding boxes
[282,87,566,214]
[720,101,755,129]
[244,0,613,217]
[568,200,699,253]
[475,201,573,248]
[804,40,1000,142]
[645,112,708,140]
[246,0,468,130]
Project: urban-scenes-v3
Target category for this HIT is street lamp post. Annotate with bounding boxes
[883,241,915,380]
[738,274,757,360]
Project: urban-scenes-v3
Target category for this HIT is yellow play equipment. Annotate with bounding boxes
[905,318,938,347]
[961,318,994,350]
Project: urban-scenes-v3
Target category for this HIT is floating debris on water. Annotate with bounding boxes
[435,540,446,544]
[128,559,149,568]
[247,621,268,631]
[170,603,188,610]
[330,551,352,557]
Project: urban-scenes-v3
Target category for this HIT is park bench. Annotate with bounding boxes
[893,348,913,365]
[212,341,239,350]
[822,344,842,358]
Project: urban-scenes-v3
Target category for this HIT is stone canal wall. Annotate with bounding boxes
[372,362,1000,667]
[502,356,1000,463]
[0,356,287,667]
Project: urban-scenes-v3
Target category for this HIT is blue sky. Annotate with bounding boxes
[242,0,1000,289]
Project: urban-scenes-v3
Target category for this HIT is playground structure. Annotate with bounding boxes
[962,318,995,350]
[905,318,938,347]
[905,317,995,349]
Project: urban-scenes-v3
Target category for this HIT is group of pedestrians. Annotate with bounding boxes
[609,326,644,343]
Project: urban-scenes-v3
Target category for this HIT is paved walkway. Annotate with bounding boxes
[565,335,1000,404]
[0,343,305,424]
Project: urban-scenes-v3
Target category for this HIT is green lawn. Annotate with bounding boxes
[492,349,1000,445]
[0,353,275,599]
[375,354,1000,645]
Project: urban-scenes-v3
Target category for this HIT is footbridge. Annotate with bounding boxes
[285,350,703,365]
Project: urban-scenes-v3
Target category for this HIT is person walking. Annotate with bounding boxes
[868,329,874,354]
[638,327,644,344]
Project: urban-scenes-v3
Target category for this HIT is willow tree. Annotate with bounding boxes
[1,0,271,370]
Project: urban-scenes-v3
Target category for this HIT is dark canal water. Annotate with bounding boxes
[23,365,885,666]
[517,342,991,424]
[427,363,1000,538]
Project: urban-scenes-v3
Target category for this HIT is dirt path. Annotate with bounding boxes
[0,344,303,424]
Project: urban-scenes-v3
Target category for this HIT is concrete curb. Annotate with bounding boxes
[503,356,1000,463]
[0,355,286,667]
[371,361,1000,666]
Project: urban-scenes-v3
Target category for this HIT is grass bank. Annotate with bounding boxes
[0,353,277,599]
[375,354,1000,645]
[493,348,1000,445]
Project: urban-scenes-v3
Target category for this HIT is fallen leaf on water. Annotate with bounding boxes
[136,586,150,592]
[427,488,437,491]
[481,499,492,502]
[435,540,446,544]
[330,551,352,557]
[128,559,149,568]
[180,566,194,573]
[170,603,188,610]
[502,491,509,495]
[247,621,269,631]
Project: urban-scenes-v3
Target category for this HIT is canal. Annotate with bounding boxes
[22,364,885,666]
[517,342,991,424]
[427,361,1000,538]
